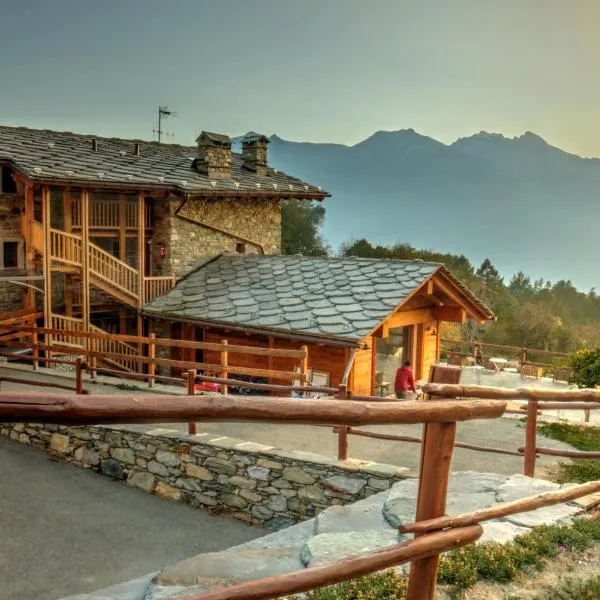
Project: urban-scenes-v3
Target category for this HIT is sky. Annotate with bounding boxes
[1,0,600,156]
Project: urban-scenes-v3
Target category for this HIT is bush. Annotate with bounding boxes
[538,422,600,483]
[306,570,407,599]
[569,348,600,388]
[537,575,600,599]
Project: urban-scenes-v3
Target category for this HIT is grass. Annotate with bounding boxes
[302,516,600,600]
[537,422,600,483]
[536,575,600,599]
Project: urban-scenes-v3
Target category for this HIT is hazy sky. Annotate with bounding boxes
[1,0,599,155]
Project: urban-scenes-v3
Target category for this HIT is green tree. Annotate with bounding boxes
[281,200,328,256]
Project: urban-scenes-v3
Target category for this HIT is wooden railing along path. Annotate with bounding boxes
[442,338,569,373]
[1,390,599,600]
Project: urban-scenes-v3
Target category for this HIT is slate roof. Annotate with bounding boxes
[144,255,494,343]
[0,125,327,197]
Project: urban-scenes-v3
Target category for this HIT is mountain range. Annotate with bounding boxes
[262,130,600,291]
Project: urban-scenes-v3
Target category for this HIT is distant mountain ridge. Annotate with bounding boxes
[263,129,600,291]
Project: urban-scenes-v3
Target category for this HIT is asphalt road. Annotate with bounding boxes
[0,437,264,600]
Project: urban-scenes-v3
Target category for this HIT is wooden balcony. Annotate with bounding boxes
[72,199,153,230]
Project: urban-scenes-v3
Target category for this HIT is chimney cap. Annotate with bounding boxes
[196,131,231,147]
[243,132,269,144]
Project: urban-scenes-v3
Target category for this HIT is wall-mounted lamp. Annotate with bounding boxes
[158,242,166,258]
[427,326,438,336]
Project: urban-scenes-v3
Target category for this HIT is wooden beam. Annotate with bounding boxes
[434,306,466,323]
[137,192,144,344]
[191,526,483,600]
[382,308,435,336]
[119,193,126,263]
[0,393,507,426]
[433,274,488,322]
[401,480,600,535]
[424,383,600,403]
[81,191,90,332]
[42,187,52,337]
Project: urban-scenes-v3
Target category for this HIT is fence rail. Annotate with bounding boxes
[0,389,598,600]
[442,338,570,374]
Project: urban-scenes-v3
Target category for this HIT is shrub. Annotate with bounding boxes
[537,575,600,599]
[569,348,600,388]
[306,570,407,599]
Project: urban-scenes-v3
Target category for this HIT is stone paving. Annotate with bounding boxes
[64,471,593,600]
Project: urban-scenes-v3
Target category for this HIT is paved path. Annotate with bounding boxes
[0,366,574,475]
[0,437,264,600]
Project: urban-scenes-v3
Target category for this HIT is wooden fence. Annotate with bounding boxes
[0,323,311,388]
[442,338,570,375]
[1,390,599,600]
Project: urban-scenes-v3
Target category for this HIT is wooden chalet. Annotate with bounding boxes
[0,125,326,368]
[144,254,494,394]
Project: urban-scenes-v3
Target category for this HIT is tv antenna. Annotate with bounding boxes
[154,106,177,143]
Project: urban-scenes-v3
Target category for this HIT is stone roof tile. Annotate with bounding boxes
[144,255,493,341]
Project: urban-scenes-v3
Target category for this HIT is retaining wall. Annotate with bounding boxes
[1,423,414,529]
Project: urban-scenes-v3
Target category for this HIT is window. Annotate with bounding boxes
[0,166,17,194]
[1,239,23,270]
[236,242,246,254]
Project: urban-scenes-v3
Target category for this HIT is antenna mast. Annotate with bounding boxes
[156,106,177,143]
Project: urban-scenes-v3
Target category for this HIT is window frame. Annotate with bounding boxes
[0,238,24,270]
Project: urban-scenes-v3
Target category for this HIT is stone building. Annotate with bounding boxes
[0,125,327,349]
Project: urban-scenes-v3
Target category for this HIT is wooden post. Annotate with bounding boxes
[521,347,527,365]
[81,191,90,335]
[119,193,126,263]
[524,400,538,477]
[75,358,83,394]
[90,336,97,380]
[585,409,591,423]
[32,325,39,371]
[42,187,53,367]
[473,342,478,364]
[148,333,156,388]
[220,339,229,395]
[137,192,145,341]
[187,369,197,435]
[301,344,309,392]
[406,420,457,600]
[336,383,349,460]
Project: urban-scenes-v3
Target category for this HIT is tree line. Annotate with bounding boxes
[281,200,600,352]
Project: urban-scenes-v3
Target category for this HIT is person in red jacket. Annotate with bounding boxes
[394,360,416,400]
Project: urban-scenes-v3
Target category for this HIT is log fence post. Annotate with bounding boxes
[220,340,228,395]
[148,333,156,388]
[187,369,197,435]
[523,400,538,477]
[75,358,83,394]
[336,383,349,460]
[406,411,457,600]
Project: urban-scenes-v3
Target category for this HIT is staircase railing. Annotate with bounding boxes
[50,314,86,347]
[88,323,138,372]
[144,276,176,303]
[88,243,139,299]
[49,229,83,266]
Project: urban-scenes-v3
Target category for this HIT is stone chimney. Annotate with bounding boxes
[195,131,232,179]
[242,132,269,176]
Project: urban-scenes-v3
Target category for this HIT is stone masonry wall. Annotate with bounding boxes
[0,193,26,311]
[151,196,281,278]
[0,423,413,530]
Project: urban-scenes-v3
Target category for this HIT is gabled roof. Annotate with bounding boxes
[0,125,327,198]
[143,254,494,343]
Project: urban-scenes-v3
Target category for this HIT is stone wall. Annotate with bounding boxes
[151,195,281,278]
[0,193,26,311]
[0,422,413,530]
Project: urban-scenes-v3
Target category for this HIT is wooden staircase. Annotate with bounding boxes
[40,229,175,371]
[50,314,138,372]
